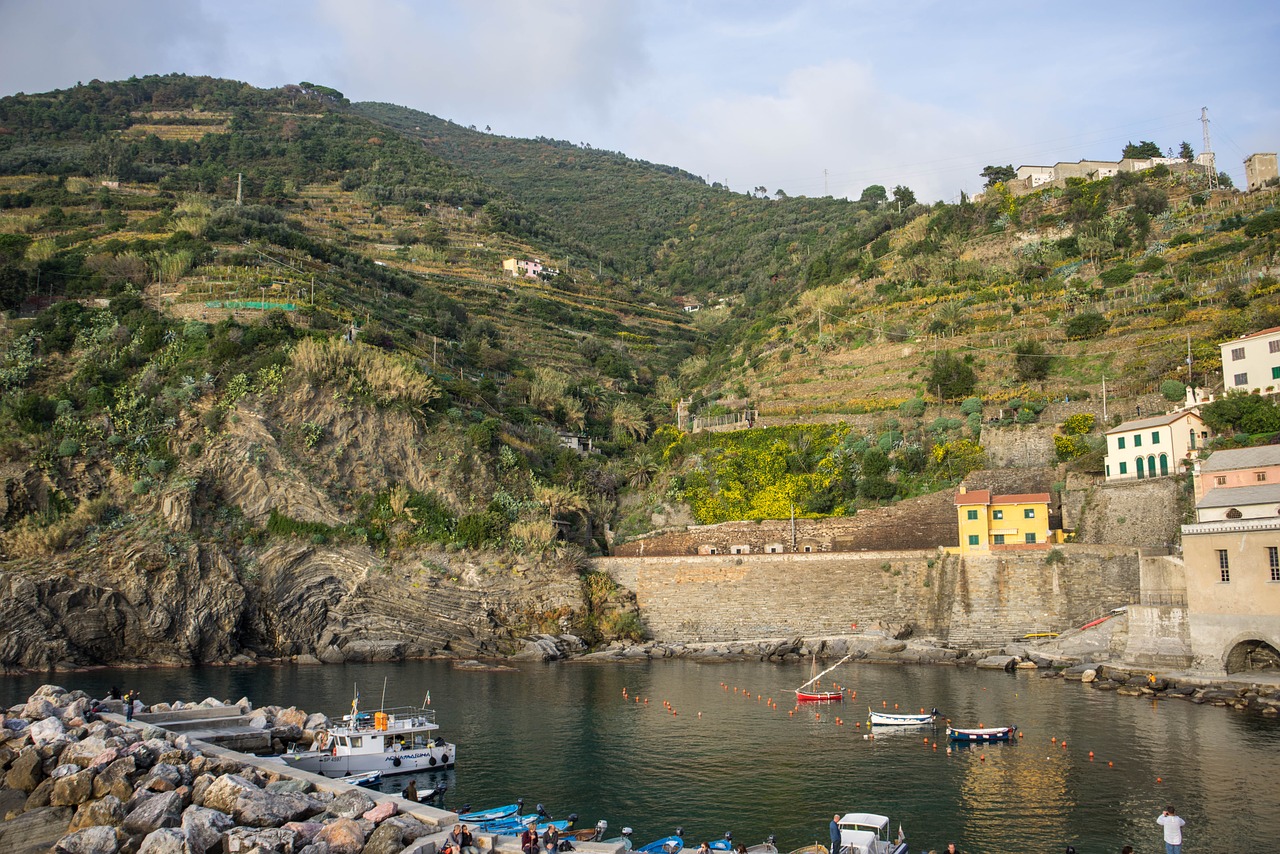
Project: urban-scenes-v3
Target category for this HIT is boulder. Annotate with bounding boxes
[265,778,313,795]
[53,825,121,854]
[51,768,97,806]
[282,820,325,847]
[316,817,367,854]
[325,788,375,819]
[122,790,185,836]
[69,794,125,830]
[137,828,188,854]
[232,789,319,827]
[28,716,67,747]
[91,757,137,802]
[180,806,235,854]
[222,826,298,853]
[275,707,308,729]
[1062,664,1093,681]
[6,746,46,792]
[364,821,411,854]
[0,805,75,853]
[975,655,1017,671]
[197,773,258,813]
[23,696,60,721]
[143,763,185,792]
[1081,669,1097,683]
[303,713,330,730]
[25,776,56,809]
[60,738,109,767]
[1,786,28,820]
[363,800,397,823]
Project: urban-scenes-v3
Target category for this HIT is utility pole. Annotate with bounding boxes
[1186,334,1195,401]
[1200,107,1216,190]
[1102,375,1108,423]
[236,173,243,206]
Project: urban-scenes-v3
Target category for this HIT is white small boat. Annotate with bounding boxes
[834,813,907,854]
[869,707,937,727]
[338,769,383,786]
[279,702,455,778]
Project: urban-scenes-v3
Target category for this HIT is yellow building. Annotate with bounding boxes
[953,487,1053,555]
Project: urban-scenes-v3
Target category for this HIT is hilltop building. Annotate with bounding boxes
[1104,409,1208,483]
[1007,156,1208,196]
[1177,445,1280,672]
[952,487,1054,555]
[1220,326,1280,394]
[1244,152,1278,192]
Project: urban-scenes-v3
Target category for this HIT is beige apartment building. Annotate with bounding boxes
[1244,152,1278,192]
[1104,409,1207,482]
[1220,325,1280,394]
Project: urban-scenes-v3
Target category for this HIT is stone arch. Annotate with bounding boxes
[1224,638,1280,674]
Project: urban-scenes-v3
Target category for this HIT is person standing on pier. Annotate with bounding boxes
[830,815,841,854]
[1157,806,1186,854]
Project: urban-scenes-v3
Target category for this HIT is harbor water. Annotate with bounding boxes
[4,659,1277,853]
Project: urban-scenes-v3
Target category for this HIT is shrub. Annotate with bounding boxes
[1062,413,1095,435]
[1065,311,1110,340]
[1044,548,1066,565]
[1016,407,1038,424]
[1099,263,1136,286]
[291,336,439,408]
[455,512,506,548]
[899,397,927,418]
[960,396,983,415]
[1054,434,1091,461]
[57,438,80,457]
[1159,380,1186,402]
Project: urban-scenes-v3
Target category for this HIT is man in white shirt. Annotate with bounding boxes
[1156,806,1186,854]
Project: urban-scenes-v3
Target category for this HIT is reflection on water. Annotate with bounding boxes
[4,660,1276,853]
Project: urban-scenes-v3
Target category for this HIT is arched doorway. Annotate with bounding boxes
[1159,453,1169,476]
[1225,639,1280,673]
[1136,456,1145,478]
[1148,455,1157,477]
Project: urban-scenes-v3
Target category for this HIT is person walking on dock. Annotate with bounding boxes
[830,814,841,854]
[1157,806,1186,854]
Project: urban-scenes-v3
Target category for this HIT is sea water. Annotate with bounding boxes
[4,659,1276,853]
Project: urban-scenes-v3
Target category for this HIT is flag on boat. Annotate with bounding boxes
[897,825,905,844]
[351,688,360,717]
[426,691,431,706]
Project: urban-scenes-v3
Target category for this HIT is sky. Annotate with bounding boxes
[1,0,1278,202]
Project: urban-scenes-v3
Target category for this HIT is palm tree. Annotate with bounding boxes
[534,483,587,522]
[626,452,660,489]
[611,400,649,442]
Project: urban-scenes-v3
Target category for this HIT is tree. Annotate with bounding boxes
[1217,171,1235,189]
[859,185,887,206]
[1122,141,1163,159]
[611,399,648,441]
[1013,338,1052,382]
[925,351,977,400]
[1178,141,1194,160]
[980,165,1016,188]
[1065,311,1110,340]
[892,185,917,208]
[1202,392,1280,435]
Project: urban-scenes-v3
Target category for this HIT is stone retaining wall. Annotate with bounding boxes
[597,544,1140,646]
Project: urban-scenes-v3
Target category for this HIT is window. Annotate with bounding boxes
[1134,434,1142,447]
[1270,547,1279,582]
[993,509,1004,520]
[1258,472,1268,482]
[994,534,1005,545]
[1273,365,1280,380]
[1231,346,1245,360]
[1025,532,1037,544]
[1221,567,1231,583]
[1270,339,1280,353]
[967,509,978,520]
[968,535,980,546]
[1151,431,1160,444]
[1118,437,1126,450]
[803,545,812,553]
[1106,464,1111,477]
[1226,508,1242,519]
[1120,462,1128,475]
[1234,372,1248,386]
[1215,476,1227,486]
[1024,508,1036,518]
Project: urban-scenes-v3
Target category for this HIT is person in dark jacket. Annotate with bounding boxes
[830,815,841,854]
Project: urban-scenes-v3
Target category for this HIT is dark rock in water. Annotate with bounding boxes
[1092,680,1121,691]
[181,805,236,854]
[1062,664,1092,681]
[53,825,121,854]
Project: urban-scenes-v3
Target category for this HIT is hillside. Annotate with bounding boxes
[1,75,1280,669]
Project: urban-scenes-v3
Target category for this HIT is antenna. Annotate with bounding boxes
[1200,107,1216,189]
[824,168,829,196]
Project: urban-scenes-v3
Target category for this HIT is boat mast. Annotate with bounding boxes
[797,651,855,690]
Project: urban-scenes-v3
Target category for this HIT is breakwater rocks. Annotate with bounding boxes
[571,633,1083,670]
[0,685,440,854]
[1060,665,1280,715]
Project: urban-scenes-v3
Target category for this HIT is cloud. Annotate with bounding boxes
[313,0,647,133]
[0,0,228,93]
[624,59,1007,203]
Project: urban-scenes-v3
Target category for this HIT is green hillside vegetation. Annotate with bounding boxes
[2,74,1279,561]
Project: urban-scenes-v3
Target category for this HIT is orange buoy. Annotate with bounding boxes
[815,713,821,720]
[1108,761,1114,768]
[980,754,986,762]
[923,737,929,744]
[1089,751,1094,759]
[789,710,794,716]
[1017,731,1023,738]
[1051,737,1057,743]
[1062,742,1068,749]
[698,712,702,718]
[855,721,861,727]
[882,700,887,707]
[894,703,899,710]
[1156,777,1162,783]
[933,743,938,750]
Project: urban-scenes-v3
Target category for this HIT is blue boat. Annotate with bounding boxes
[637,831,685,854]
[947,725,1017,743]
[460,801,523,823]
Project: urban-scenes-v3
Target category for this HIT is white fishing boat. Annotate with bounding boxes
[834,813,907,854]
[279,698,455,778]
[868,708,937,727]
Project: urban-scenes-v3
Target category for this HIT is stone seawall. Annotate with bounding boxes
[597,545,1140,646]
